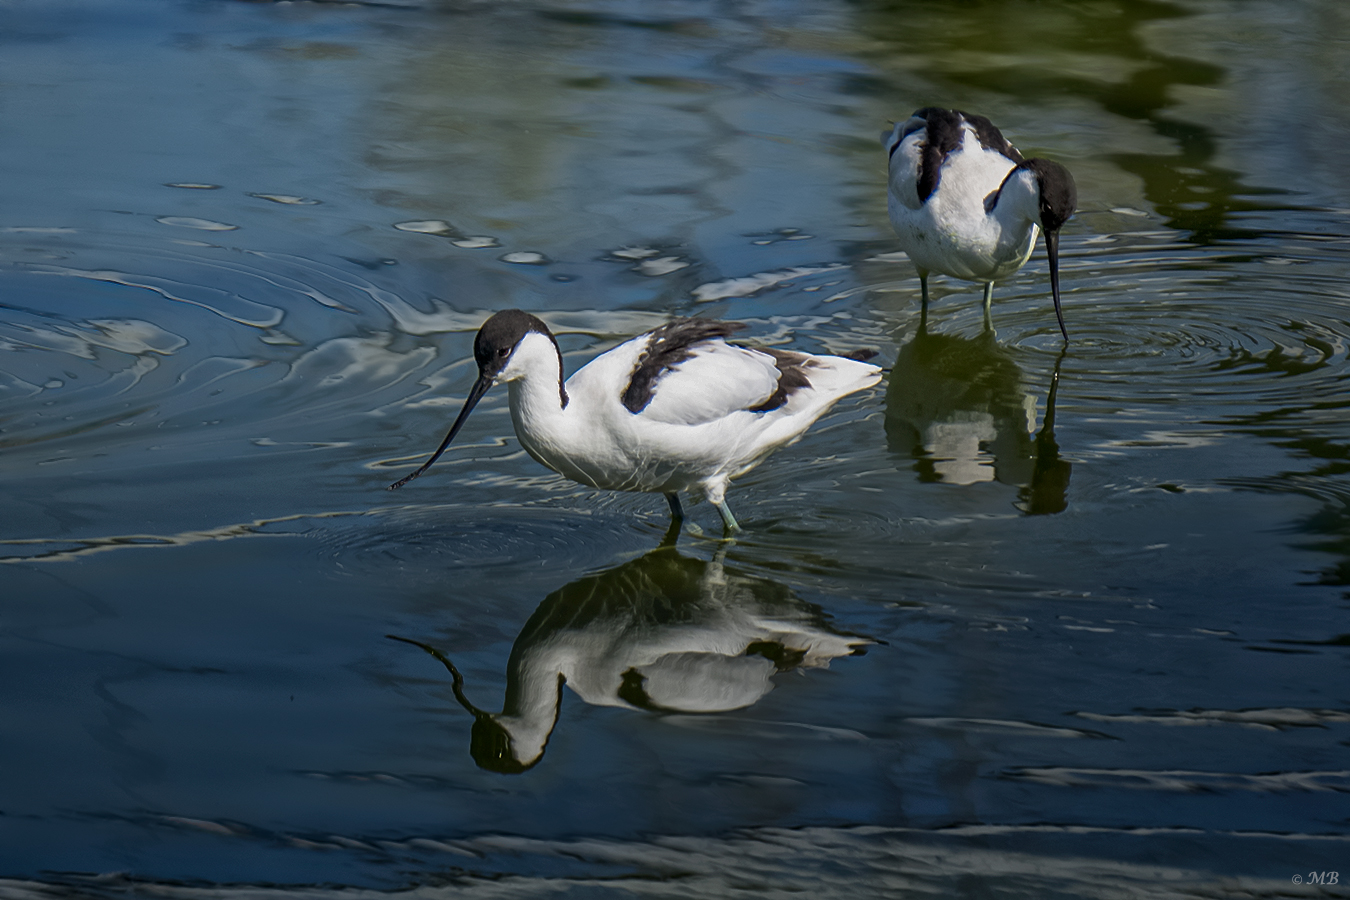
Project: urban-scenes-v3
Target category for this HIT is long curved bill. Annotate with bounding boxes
[1046,230,1068,342]
[388,372,493,490]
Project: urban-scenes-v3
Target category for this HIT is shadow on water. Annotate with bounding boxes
[884,322,1070,513]
[392,526,872,773]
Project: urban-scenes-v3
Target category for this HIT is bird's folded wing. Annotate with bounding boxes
[639,343,783,426]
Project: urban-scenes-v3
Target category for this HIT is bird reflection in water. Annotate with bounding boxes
[391,528,872,773]
[1018,358,1070,515]
[885,324,1070,514]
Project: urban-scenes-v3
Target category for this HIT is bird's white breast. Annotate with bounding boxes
[888,128,1038,282]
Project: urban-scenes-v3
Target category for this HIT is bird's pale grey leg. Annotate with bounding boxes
[982,282,994,331]
[703,479,739,535]
[714,500,741,534]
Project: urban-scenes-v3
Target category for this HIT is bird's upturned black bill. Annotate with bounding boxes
[388,373,493,490]
[1045,230,1068,342]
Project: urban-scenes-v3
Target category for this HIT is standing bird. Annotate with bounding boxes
[883,107,1077,339]
[388,309,881,532]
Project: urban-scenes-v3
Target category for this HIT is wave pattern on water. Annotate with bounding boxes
[1006,766,1350,793]
[0,231,456,471]
[858,227,1350,416]
[6,0,1350,895]
[0,510,364,564]
[309,503,641,575]
[1046,231,1350,414]
[4,822,1347,899]
[1075,708,1350,731]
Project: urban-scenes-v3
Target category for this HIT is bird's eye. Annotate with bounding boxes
[497,347,511,358]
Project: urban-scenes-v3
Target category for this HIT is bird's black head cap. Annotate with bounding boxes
[473,309,568,408]
[474,309,553,376]
[1020,158,1077,232]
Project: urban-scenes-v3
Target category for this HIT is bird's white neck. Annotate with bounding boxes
[989,167,1042,231]
[504,332,614,488]
[981,166,1043,272]
[501,331,569,441]
[499,332,566,396]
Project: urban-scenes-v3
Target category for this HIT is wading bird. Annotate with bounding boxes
[389,309,881,532]
[883,107,1077,339]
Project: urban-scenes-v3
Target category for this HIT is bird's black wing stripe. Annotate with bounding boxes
[746,348,816,413]
[963,112,1024,164]
[622,319,748,414]
[912,107,965,204]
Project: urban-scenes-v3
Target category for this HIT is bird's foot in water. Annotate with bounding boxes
[715,501,741,536]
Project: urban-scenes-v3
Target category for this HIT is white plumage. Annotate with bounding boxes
[631,343,782,426]
[883,107,1077,338]
[390,309,881,531]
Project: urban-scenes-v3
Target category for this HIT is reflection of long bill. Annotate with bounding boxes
[388,373,494,490]
[387,633,550,776]
[1045,229,1067,341]
[386,634,486,717]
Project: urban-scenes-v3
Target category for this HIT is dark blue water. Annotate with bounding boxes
[3,1,1349,896]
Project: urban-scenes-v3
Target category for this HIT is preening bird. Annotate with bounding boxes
[389,309,881,532]
[883,107,1077,339]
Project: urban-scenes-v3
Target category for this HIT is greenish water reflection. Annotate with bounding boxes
[853,0,1342,238]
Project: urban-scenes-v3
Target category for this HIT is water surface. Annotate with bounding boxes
[2,0,1349,896]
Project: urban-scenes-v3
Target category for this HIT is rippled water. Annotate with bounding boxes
[3,0,1350,897]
